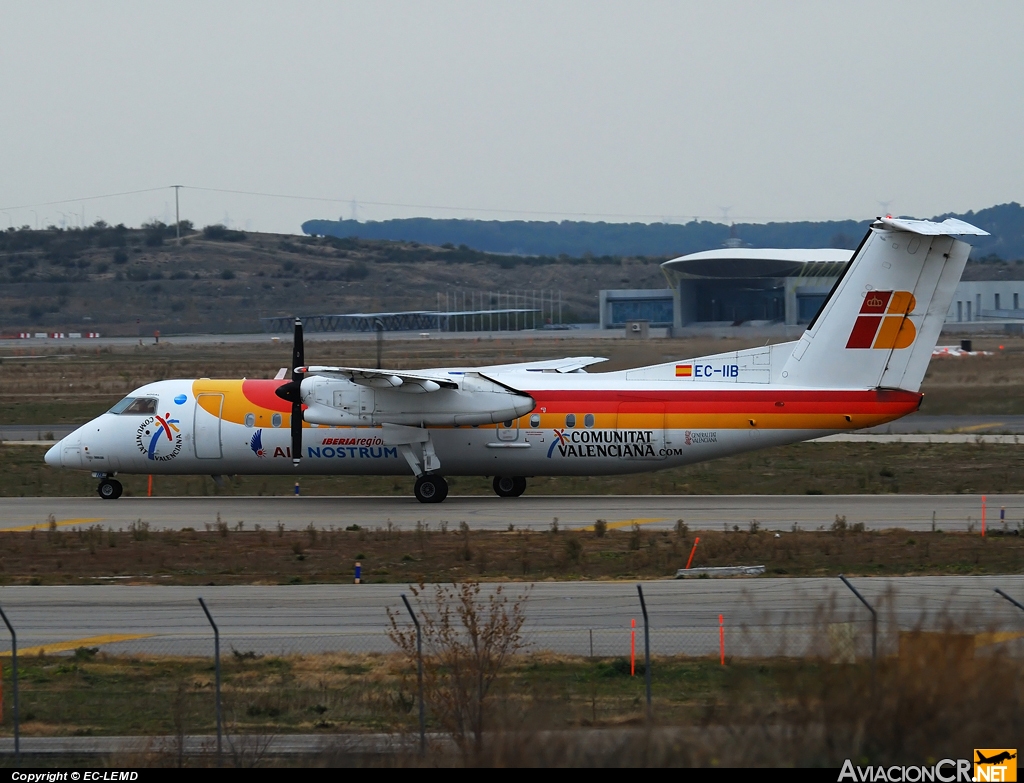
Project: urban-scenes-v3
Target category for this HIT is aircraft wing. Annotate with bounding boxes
[300,365,459,391]
[474,356,608,374]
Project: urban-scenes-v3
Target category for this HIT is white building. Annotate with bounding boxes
[598,248,1024,331]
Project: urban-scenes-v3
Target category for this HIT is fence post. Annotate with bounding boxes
[636,585,652,721]
[198,597,222,765]
[401,594,426,756]
[0,605,18,764]
[630,619,635,676]
[994,588,1024,614]
[839,574,877,676]
[719,614,725,665]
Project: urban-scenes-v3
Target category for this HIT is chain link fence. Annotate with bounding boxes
[0,587,1021,754]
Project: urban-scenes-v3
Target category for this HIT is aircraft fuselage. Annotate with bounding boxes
[48,375,920,478]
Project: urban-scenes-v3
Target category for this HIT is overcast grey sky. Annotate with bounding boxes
[1,1,1022,234]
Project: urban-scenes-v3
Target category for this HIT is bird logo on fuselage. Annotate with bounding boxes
[250,429,267,458]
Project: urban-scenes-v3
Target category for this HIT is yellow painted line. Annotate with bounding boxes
[974,630,1024,648]
[954,422,1004,433]
[1,517,104,533]
[577,517,666,532]
[3,634,153,657]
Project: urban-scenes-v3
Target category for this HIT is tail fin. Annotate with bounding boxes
[779,217,988,391]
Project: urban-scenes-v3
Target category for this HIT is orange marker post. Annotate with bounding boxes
[147,475,153,497]
[685,537,701,570]
[630,618,636,676]
[719,614,725,665]
[982,495,987,537]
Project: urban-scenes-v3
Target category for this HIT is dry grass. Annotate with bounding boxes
[0,334,772,424]
[0,523,1021,585]
[6,628,1020,767]
[3,334,1024,426]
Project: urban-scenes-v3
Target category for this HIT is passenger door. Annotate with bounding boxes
[194,394,224,458]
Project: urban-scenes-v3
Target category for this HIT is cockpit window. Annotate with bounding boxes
[111,397,158,415]
[108,397,135,414]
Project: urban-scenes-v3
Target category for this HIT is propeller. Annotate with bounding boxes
[273,317,305,467]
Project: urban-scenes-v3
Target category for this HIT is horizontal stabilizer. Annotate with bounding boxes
[876,217,989,236]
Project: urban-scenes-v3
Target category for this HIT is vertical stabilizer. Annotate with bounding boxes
[779,218,988,391]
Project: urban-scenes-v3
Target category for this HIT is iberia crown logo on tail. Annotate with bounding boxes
[846,290,917,349]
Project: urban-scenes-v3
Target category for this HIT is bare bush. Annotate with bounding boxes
[388,582,530,757]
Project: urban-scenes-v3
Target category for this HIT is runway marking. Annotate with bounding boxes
[974,630,1024,648]
[1,517,104,533]
[577,517,667,532]
[953,422,1005,432]
[5,634,153,657]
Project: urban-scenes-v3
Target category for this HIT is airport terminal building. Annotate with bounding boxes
[600,248,1024,332]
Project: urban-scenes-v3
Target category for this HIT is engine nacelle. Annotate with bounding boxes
[300,373,535,427]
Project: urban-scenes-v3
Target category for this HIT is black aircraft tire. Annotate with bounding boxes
[493,476,527,498]
[493,476,517,498]
[414,475,448,504]
[97,479,123,500]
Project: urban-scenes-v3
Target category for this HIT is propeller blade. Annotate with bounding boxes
[291,399,303,467]
[291,317,304,467]
[292,317,304,380]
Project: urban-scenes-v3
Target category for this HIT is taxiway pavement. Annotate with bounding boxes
[1,494,1019,534]
[0,576,1020,657]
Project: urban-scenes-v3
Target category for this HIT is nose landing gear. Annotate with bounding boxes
[97,478,123,500]
[492,476,527,498]
[414,474,449,504]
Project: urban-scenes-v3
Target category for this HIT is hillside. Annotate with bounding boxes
[0,223,669,335]
[2,220,1020,336]
[304,202,1024,260]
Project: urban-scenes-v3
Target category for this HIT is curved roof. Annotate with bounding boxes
[661,248,853,280]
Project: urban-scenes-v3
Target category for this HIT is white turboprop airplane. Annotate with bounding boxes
[45,216,987,503]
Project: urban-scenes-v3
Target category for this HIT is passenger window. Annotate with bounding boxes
[529,414,540,428]
[503,420,513,428]
[122,397,157,415]
[245,413,256,428]
[271,413,282,428]
[584,413,595,428]
[565,413,576,428]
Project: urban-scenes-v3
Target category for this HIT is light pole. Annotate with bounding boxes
[172,185,183,243]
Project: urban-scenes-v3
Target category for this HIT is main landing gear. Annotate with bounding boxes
[492,476,527,498]
[414,474,449,504]
[97,478,123,500]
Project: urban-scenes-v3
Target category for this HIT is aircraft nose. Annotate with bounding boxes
[45,440,63,468]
